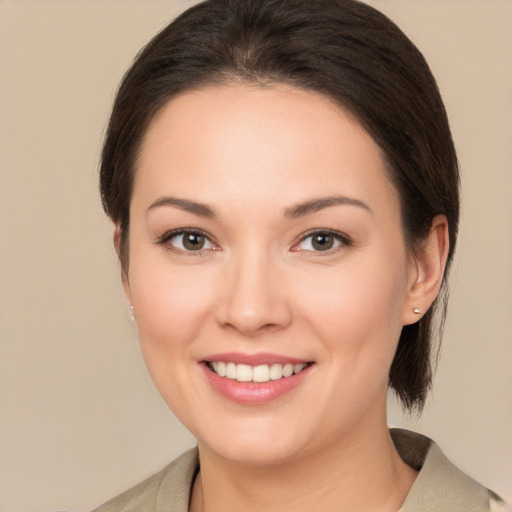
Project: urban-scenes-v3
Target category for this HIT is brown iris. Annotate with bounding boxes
[182,232,206,250]
[311,233,335,251]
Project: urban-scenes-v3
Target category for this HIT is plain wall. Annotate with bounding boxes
[0,1,510,510]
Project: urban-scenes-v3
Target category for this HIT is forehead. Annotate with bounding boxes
[134,83,398,217]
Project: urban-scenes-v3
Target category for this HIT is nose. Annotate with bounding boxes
[215,247,292,337]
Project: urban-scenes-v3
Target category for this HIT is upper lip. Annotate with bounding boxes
[202,352,312,366]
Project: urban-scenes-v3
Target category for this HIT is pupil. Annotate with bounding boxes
[312,234,333,251]
[184,233,204,250]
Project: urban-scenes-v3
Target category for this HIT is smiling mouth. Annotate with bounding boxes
[205,361,314,383]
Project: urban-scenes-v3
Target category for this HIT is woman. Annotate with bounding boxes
[94,0,507,510]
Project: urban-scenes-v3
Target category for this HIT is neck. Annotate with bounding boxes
[190,416,417,512]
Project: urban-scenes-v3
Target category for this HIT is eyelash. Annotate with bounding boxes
[156,228,219,256]
[291,229,352,255]
[157,228,352,256]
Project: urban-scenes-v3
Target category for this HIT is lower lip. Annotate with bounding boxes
[201,363,313,405]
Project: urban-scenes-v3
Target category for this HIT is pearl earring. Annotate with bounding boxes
[412,308,421,315]
[129,305,135,322]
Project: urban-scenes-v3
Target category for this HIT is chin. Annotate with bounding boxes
[195,419,312,466]
[207,440,302,466]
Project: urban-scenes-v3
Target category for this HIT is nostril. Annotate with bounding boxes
[213,261,293,335]
[216,305,290,336]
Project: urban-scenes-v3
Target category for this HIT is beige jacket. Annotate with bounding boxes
[92,429,508,512]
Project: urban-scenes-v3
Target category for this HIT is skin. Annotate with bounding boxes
[120,84,449,512]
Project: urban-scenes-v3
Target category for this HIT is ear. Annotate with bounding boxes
[113,225,132,305]
[402,215,450,325]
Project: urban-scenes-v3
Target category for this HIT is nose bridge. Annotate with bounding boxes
[216,241,291,335]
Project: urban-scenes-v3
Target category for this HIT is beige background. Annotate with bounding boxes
[0,1,510,510]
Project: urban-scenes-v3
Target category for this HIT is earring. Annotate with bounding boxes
[129,305,135,322]
[412,308,422,315]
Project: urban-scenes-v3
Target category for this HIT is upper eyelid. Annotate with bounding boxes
[157,227,215,243]
[155,227,351,250]
[288,230,352,256]
[295,228,351,244]
[156,228,219,256]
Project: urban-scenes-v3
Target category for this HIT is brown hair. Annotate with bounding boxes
[100,0,460,412]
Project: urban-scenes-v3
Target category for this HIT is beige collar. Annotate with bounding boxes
[149,429,493,512]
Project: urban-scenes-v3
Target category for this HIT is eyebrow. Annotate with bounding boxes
[147,196,217,218]
[284,195,372,218]
[147,194,371,219]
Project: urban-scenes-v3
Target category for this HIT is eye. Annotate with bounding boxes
[292,230,350,253]
[158,229,218,253]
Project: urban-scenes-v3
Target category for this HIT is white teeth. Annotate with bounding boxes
[253,365,270,383]
[209,361,309,382]
[282,364,294,377]
[294,364,306,374]
[236,364,253,382]
[226,362,237,379]
[217,361,226,377]
[269,363,283,380]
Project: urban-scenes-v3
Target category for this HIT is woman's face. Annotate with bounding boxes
[124,84,419,464]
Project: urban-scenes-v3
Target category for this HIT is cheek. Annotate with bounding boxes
[127,262,221,419]
[129,259,216,359]
[297,251,409,365]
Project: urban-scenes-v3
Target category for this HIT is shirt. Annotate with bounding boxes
[92,428,509,512]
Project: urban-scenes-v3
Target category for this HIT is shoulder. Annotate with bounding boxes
[91,447,199,512]
[391,428,510,512]
[490,492,512,512]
